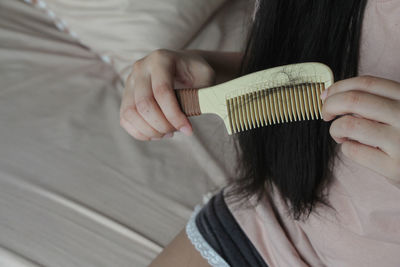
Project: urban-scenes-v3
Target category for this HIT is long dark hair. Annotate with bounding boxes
[227,0,368,220]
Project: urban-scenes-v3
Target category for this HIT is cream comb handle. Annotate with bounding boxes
[175,62,334,135]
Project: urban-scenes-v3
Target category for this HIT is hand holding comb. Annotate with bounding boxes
[175,62,334,134]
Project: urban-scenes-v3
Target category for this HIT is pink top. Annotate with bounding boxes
[226,1,400,266]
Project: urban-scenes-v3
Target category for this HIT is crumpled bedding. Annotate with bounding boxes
[41,0,227,82]
[0,0,252,266]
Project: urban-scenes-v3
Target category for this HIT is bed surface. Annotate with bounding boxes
[0,0,252,266]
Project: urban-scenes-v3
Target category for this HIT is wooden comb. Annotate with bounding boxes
[175,62,334,135]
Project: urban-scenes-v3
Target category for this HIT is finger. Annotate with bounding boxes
[322,91,400,127]
[120,72,136,118]
[150,65,193,136]
[120,117,149,141]
[122,105,163,138]
[133,75,176,134]
[330,115,400,158]
[325,76,400,101]
[341,140,400,182]
[176,58,216,88]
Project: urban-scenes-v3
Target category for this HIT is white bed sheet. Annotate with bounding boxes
[0,0,253,266]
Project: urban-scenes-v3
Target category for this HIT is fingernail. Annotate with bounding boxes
[163,132,174,139]
[179,125,192,136]
[320,90,328,101]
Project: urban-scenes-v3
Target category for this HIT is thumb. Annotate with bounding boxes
[174,57,216,89]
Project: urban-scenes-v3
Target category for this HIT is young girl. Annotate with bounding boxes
[120,0,400,266]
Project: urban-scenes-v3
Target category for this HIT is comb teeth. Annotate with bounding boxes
[227,83,325,134]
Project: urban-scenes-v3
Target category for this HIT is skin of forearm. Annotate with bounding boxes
[187,50,243,84]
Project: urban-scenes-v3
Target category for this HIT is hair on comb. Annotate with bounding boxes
[175,62,334,135]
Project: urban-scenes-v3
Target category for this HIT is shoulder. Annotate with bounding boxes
[150,189,270,267]
[149,228,211,267]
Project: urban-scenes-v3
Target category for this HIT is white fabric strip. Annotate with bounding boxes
[185,205,230,267]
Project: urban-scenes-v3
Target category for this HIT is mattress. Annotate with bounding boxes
[0,0,253,266]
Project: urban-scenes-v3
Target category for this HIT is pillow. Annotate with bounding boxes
[39,0,227,81]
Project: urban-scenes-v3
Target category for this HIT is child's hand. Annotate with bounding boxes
[120,49,216,141]
[321,76,400,182]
